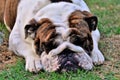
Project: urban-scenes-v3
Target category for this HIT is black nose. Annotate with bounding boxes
[57,49,79,72]
[62,61,78,72]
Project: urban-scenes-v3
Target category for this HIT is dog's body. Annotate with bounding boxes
[0,0,19,31]
[0,0,6,23]
[5,0,104,72]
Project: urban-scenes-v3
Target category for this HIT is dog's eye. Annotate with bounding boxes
[70,34,86,45]
[70,33,93,53]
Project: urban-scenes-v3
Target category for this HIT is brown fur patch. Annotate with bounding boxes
[34,18,57,54]
[69,10,91,35]
[4,0,20,30]
[0,0,6,23]
[36,18,56,43]
[69,10,93,53]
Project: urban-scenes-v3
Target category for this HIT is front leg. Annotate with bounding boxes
[25,52,43,72]
[91,29,105,65]
[9,27,42,72]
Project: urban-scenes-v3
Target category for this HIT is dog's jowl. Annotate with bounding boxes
[4,0,104,72]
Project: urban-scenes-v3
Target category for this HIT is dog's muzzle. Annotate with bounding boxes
[57,49,79,72]
[41,42,93,72]
[41,49,80,72]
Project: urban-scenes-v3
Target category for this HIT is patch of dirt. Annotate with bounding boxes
[95,35,120,79]
[0,40,17,71]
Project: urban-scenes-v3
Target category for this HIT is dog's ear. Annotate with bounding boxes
[24,19,40,39]
[82,11,98,31]
[84,16,98,31]
[34,38,44,55]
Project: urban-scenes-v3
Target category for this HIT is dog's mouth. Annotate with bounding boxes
[57,49,79,72]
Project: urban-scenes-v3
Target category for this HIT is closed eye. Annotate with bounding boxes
[70,34,87,46]
[70,33,93,53]
[43,39,59,53]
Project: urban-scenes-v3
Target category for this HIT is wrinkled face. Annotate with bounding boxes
[24,10,98,72]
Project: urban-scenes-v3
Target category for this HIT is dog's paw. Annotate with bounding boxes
[91,49,105,65]
[76,53,93,70]
[25,56,43,73]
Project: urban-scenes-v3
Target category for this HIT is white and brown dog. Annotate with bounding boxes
[3,0,104,72]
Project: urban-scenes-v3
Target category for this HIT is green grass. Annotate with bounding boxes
[86,0,120,37]
[0,59,101,80]
[0,23,9,38]
[0,59,118,80]
[0,0,120,80]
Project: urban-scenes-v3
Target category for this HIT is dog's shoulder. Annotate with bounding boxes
[4,0,51,31]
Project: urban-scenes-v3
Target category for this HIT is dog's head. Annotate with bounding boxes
[24,4,98,72]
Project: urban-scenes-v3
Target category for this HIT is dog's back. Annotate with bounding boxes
[0,0,6,23]
[0,0,19,31]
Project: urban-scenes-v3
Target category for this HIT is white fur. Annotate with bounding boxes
[34,2,89,23]
[9,0,51,72]
[49,41,86,56]
[91,29,105,65]
[71,0,90,12]
[77,52,93,70]
[9,0,104,72]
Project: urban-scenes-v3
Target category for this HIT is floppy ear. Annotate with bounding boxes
[84,16,98,31]
[82,11,98,31]
[34,38,44,55]
[24,19,40,39]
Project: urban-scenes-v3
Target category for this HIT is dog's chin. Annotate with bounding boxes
[41,49,82,72]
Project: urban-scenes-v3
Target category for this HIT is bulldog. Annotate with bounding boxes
[5,0,104,72]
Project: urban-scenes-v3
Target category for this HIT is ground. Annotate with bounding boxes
[0,40,17,71]
[97,35,120,79]
[0,0,120,80]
